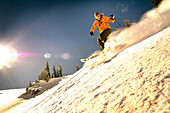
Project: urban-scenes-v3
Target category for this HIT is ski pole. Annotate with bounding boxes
[115,19,124,30]
[93,35,99,39]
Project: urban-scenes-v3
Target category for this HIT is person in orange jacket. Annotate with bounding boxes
[90,12,115,50]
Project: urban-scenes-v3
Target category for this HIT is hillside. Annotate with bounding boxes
[12,27,170,113]
[8,0,170,113]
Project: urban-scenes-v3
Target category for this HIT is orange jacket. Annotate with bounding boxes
[90,15,115,33]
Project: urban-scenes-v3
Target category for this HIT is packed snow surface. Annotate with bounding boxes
[0,88,25,107]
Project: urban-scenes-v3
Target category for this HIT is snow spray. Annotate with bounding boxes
[106,0,170,52]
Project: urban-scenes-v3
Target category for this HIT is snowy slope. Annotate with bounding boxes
[11,1,170,113]
[0,88,25,108]
[12,27,170,113]
[84,0,170,68]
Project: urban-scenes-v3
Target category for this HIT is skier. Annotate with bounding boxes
[90,12,115,50]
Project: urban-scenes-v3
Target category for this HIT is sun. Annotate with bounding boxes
[0,45,18,69]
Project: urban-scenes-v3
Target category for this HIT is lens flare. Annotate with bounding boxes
[61,53,70,60]
[44,53,51,59]
[17,53,37,57]
[0,45,18,69]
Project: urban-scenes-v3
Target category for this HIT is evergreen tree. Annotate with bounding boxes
[53,65,57,78]
[56,69,59,77]
[47,75,51,82]
[44,60,51,81]
[146,0,162,8]
[77,64,80,71]
[59,65,63,77]
[29,80,32,87]
[38,75,42,80]
[26,86,29,92]
[45,60,50,77]
[40,70,48,81]
[124,20,132,28]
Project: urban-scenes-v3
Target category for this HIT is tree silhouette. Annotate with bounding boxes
[29,80,32,87]
[59,65,63,77]
[124,20,133,28]
[146,0,162,8]
[53,65,58,78]
[77,64,80,71]
[56,69,59,77]
[45,60,50,76]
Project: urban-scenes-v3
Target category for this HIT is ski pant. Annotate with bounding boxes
[97,28,112,51]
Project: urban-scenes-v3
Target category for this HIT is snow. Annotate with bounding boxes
[0,88,25,108]
[0,76,68,113]
[13,27,168,113]
[19,77,68,99]
[83,0,170,68]
[1,0,170,112]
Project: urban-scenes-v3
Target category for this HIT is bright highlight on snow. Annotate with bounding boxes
[0,45,18,69]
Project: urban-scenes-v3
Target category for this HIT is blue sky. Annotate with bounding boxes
[0,0,153,89]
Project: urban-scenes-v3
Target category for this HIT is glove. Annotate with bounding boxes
[110,15,115,20]
[90,32,94,36]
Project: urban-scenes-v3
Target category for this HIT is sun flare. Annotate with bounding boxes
[0,45,18,69]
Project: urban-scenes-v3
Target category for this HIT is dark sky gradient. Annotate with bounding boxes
[0,0,153,89]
